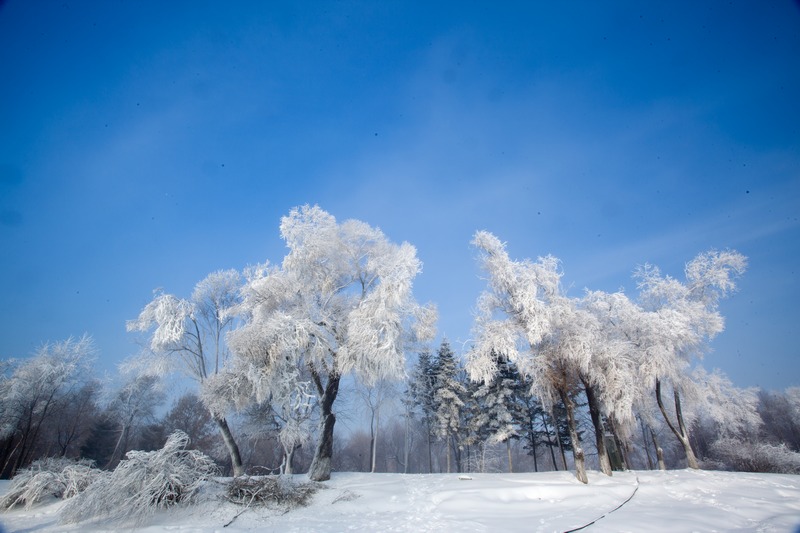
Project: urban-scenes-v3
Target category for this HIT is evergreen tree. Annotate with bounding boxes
[408,350,438,472]
[432,339,465,473]
[471,353,523,472]
[517,391,543,471]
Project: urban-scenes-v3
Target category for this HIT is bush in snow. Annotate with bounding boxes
[226,475,321,510]
[708,438,800,474]
[0,457,101,511]
[60,431,218,525]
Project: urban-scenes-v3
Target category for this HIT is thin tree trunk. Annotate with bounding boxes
[1,435,23,479]
[105,424,128,470]
[582,378,612,476]
[506,440,513,473]
[454,437,462,473]
[308,374,341,481]
[650,427,666,471]
[559,389,588,484]
[12,413,36,475]
[426,422,433,473]
[554,416,568,471]
[403,407,410,474]
[214,416,244,477]
[527,413,539,472]
[640,418,654,470]
[539,411,559,471]
[655,379,699,469]
[445,435,452,473]
[370,401,380,473]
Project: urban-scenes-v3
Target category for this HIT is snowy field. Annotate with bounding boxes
[1,469,798,532]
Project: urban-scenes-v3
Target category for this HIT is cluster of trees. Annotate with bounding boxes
[465,231,758,482]
[2,206,799,482]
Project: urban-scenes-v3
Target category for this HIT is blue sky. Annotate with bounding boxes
[1,1,798,390]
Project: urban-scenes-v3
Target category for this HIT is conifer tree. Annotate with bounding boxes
[471,353,523,472]
[432,339,465,473]
[408,350,438,473]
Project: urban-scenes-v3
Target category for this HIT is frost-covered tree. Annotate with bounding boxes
[709,438,800,474]
[580,290,645,473]
[691,367,761,440]
[227,205,436,481]
[51,380,101,460]
[161,392,219,463]
[581,289,674,470]
[634,249,747,469]
[104,374,166,469]
[0,336,95,478]
[408,350,438,472]
[515,381,548,471]
[758,388,800,451]
[466,231,590,483]
[127,269,245,476]
[0,456,101,511]
[471,353,523,472]
[61,431,218,526]
[432,340,465,473]
[357,378,396,473]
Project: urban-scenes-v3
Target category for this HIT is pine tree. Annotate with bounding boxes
[471,353,523,472]
[408,350,438,473]
[432,340,465,473]
[517,392,542,471]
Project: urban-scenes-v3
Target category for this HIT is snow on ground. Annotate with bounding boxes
[1,470,798,532]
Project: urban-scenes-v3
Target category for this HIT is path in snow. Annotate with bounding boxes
[1,470,798,532]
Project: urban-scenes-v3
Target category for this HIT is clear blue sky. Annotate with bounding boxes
[1,1,798,390]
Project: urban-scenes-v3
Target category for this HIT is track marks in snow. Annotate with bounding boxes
[401,474,450,531]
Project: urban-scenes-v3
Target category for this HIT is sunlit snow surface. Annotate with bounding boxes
[1,470,798,532]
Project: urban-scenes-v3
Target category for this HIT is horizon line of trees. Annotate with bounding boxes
[2,205,799,481]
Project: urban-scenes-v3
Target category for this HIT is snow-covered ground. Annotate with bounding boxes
[1,469,798,532]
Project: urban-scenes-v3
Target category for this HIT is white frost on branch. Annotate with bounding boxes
[227,204,436,394]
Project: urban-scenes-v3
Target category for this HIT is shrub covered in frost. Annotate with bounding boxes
[708,438,800,474]
[60,431,218,525]
[226,475,321,510]
[0,457,101,511]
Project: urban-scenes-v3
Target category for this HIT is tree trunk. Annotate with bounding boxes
[559,389,588,484]
[403,407,410,474]
[506,440,513,473]
[655,379,699,469]
[582,378,612,476]
[453,437,462,473]
[609,417,630,470]
[672,388,700,469]
[426,423,433,473]
[539,411,559,471]
[445,435,451,473]
[649,427,666,471]
[214,415,244,477]
[553,412,568,471]
[308,374,341,481]
[370,401,380,473]
[527,414,539,472]
[1,435,23,479]
[12,412,36,476]
[105,424,129,470]
[640,418,654,470]
[282,442,300,475]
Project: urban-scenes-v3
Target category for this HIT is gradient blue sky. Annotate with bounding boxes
[1,1,798,390]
